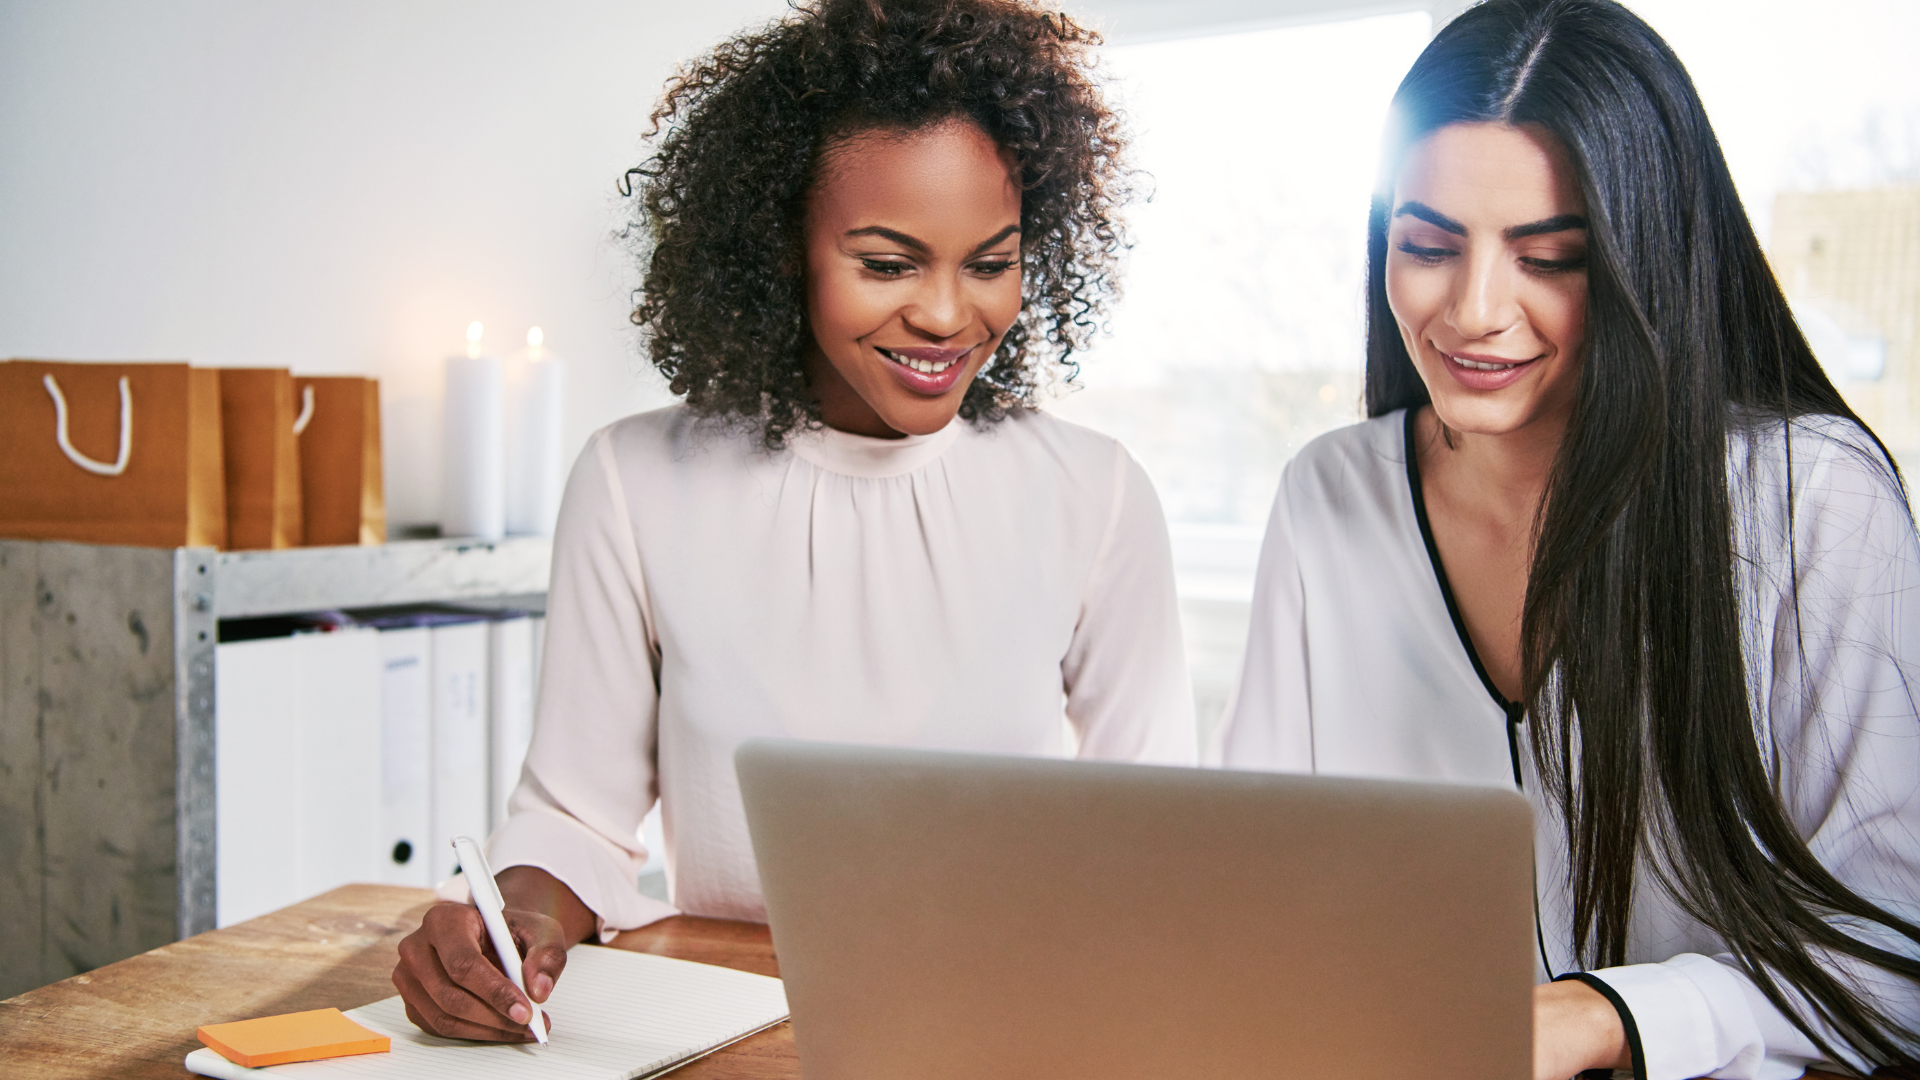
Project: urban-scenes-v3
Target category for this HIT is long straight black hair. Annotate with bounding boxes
[1364,0,1920,1067]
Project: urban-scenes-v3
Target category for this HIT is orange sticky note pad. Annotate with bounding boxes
[197,1008,390,1068]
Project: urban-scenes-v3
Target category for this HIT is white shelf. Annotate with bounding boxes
[212,536,551,618]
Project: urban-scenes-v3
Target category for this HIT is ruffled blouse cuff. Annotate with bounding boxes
[1582,953,1776,1080]
[433,807,678,942]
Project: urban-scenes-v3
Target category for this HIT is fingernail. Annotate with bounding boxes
[509,1003,530,1024]
[533,974,553,1001]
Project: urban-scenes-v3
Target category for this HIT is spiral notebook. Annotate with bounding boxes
[184,945,789,1080]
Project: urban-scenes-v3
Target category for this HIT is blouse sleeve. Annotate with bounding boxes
[1211,462,1314,770]
[486,424,678,938]
[1060,444,1198,765]
[1586,425,1920,1080]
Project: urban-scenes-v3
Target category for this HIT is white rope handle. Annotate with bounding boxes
[292,384,315,435]
[42,374,132,477]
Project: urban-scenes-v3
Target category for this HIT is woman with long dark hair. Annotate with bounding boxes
[1218,1,1920,1077]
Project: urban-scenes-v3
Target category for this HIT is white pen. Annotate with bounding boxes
[450,835,549,1046]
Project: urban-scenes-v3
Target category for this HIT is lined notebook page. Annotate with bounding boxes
[253,945,788,1080]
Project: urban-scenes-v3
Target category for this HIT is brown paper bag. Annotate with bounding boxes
[0,360,228,549]
[294,376,386,546]
[219,367,305,549]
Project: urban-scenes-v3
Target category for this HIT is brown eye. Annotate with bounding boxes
[1520,254,1587,274]
[1396,241,1454,264]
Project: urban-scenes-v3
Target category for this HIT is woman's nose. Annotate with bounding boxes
[1446,251,1521,342]
[904,273,968,339]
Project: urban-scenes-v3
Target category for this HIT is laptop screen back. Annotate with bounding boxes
[737,740,1534,1080]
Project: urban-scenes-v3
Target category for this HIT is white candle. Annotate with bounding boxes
[442,321,505,540]
[504,326,566,537]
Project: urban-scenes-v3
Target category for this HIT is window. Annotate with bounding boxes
[1052,2,1920,739]
[1048,12,1433,735]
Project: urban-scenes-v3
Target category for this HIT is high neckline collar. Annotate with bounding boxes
[788,418,963,478]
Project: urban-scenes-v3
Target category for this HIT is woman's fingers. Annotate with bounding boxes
[418,904,532,1027]
[396,929,528,1039]
[508,907,572,1004]
[393,901,554,1041]
[394,960,535,1042]
[397,975,552,1043]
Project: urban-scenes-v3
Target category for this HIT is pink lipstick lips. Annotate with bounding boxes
[876,344,973,396]
[1439,348,1540,392]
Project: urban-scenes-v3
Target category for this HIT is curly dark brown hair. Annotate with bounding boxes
[620,0,1130,448]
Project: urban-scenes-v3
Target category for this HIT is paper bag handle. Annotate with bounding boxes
[43,374,132,477]
[292,384,315,435]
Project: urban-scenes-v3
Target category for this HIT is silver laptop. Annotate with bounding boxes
[736,740,1534,1080]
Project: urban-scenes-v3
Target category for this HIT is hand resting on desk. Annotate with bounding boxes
[391,866,597,1041]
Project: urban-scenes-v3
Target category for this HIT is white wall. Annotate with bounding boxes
[0,0,782,530]
[0,0,1441,531]
[1069,0,1444,41]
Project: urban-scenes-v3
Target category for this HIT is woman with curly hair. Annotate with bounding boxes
[391,0,1195,1041]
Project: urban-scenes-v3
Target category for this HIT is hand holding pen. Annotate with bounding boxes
[390,850,595,1042]
[452,837,549,1045]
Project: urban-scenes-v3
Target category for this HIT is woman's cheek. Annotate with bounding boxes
[988,277,1022,341]
[814,269,885,347]
[1384,262,1433,362]
[998,286,1029,340]
[1556,280,1587,357]
[804,260,846,344]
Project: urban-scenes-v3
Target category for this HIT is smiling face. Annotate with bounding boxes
[1386,122,1590,440]
[802,119,1023,438]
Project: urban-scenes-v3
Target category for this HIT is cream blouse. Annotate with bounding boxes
[487,405,1197,928]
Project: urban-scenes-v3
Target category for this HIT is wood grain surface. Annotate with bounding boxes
[0,882,1874,1080]
[0,883,795,1079]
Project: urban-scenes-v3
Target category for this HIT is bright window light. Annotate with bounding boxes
[1049,11,1434,533]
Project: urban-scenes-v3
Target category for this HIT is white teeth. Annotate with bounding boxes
[881,349,957,375]
[1452,355,1521,371]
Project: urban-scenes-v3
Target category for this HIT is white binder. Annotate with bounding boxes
[378,627,433,888]
[488,614,537,831]
[215,627,383,926]
[429,621,490,883]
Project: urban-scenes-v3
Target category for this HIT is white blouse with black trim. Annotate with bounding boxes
[1217,407,1920,1080]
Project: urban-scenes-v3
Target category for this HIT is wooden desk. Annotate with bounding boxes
[0,884,795,1079]
[1,883,1877,1080]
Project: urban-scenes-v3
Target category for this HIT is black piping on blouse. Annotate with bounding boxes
[1556,972,1650,1080]
[1404,409,1650,1075]
[1401,408,1530,768]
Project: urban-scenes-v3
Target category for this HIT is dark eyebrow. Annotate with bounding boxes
[845,225,928,253]
[1503,213,1588,240]
[968,224,1020,256]
[1392,201,1465,236]
[1394,202,1588,243]
[844,223,1020,257]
